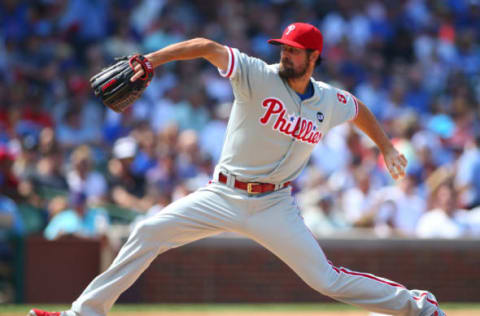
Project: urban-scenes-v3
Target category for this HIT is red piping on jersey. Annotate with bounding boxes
[413,292,439,306]
[352,94,359,119]
[328,261,406,289]
[328,261,439,310]
[226,46,235,78]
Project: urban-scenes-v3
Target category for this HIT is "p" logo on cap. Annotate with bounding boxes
[286,24,296,35]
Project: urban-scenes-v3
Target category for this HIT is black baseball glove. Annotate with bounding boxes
[90,54,154,113]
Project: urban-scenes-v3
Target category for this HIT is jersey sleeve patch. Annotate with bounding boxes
[217,46,237,79]
[326,88,359,129]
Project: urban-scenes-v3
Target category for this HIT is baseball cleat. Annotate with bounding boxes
[28,309,61,316]
[423,291,446,316]
[432,308,447,316]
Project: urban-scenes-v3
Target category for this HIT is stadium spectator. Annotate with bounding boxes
[416,180,469,238]
[174,86,210,133]
[375,173,426,236]
[149,85,179,133]
[107,136,149,212]
[0,194,24,240]
[55,76,103,150]
[0,146,18,198]
[130,122,158,177]
[43,191,109,241]
[301,192,349,238]
[31,150,68,193]
[341,165,378,227]
[146,151,179,199]
[0,193,23,304]
[67,145,107,205]
[199,102,231,163]
[455,135,480,209]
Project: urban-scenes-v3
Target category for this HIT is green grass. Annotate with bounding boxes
[442,303,480,310]
[2,303,479,314]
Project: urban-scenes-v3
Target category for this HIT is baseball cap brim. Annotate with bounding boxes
[267,38,308,49]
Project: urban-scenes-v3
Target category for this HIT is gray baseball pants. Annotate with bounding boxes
[66,181,439,316]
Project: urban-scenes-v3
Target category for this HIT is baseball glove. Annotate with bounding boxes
[90,54,154,113]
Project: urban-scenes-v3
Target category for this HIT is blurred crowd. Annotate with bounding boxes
[1,0,480,281]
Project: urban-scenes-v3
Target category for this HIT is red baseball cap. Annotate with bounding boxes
[268,22,323,54]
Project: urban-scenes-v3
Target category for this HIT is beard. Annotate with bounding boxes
[279,58,309,80]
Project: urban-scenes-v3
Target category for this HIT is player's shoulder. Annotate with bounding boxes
[266,63,280,74]
[248,58,280,77]
[312,79,344,94]
[312,80,347,101]
[233,48,277,74]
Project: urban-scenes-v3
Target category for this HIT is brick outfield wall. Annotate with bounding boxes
[24,236,480,303]
[24,236,101,303]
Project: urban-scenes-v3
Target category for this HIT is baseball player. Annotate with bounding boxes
[30,23,445,316]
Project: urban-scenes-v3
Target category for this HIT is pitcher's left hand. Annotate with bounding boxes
[383,147,408,180]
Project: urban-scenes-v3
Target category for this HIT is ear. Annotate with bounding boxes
[310,50,320,64]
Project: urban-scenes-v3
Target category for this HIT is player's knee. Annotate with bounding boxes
[308,280,334,296]
[130,217,168,243]
[303,269,339,296]
[129,220,150,242]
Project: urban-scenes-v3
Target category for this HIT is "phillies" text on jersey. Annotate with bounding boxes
[259,97,322,145]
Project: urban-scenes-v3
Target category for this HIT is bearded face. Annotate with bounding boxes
[278,46,311,80]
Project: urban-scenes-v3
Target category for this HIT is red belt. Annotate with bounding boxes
[218,173,290,195]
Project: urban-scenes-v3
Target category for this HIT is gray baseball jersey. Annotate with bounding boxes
[216,46,358,184]
[60,46,442,316]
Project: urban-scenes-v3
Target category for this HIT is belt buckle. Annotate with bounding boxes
[247,182,261,194]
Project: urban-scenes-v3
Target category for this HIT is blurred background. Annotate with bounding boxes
[0,0,479,307]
